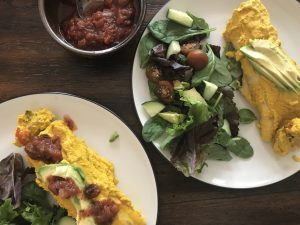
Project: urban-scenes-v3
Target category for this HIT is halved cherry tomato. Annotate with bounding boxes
[146,66,163,83]
[157,80,174,104]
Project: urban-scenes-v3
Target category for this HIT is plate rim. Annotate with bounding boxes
[0,91,158,224]
[131,0,300,189]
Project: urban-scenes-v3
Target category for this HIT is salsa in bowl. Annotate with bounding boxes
[38,0,146,56]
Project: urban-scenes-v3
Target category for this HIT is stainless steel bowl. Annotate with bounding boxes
[38,0,146,57]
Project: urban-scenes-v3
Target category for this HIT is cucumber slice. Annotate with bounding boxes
[167,41,181,58]
[222,119,232,136]
[57,216,76,225]
[198,80,218,101]
[142,101,166,117]
[167,9,193,27]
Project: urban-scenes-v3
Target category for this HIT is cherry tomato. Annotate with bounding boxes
[146,66,162,83]
[157,80,174,104]
[187,49,209,71]
[15,127,29,146]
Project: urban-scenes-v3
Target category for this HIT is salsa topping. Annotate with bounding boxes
[25,135,62,163]
[79,199,119,225]
[47,176,81,199]
[63,115,78,131]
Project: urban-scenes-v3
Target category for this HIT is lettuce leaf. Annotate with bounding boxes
[160,115,194,149]
[143,116,170,142]
[160,89,212,154]
[0,199,18,224]
[170,116,218,176]
[0,153,24,208]
[218,86,239,136]
[20,202,53,225]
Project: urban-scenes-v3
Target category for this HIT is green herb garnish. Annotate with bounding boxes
[109,132,120,143]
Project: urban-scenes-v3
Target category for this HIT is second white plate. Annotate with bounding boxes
[0,93,158,224]
[132,0,300,188]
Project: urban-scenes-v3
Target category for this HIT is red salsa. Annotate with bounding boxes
[47,176,81,199]
[61,0,135,50]
[79,199,119,224]
[25,135,62,164]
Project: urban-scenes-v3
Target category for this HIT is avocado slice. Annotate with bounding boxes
[242,47,298,91]
[70,196,96,225]
[158,112,186,124]
[37,162,85,190]
[37,162,99,225]
[173,80,190,91]
[181,88,207,105]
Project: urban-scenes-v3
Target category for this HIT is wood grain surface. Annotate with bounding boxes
[0,0,300,225]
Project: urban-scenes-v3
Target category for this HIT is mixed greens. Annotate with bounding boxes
[138,9,256,176]
[0,153,71,225]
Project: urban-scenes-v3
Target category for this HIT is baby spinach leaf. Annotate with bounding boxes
[148,20,214,44]
[205,144,232,161]
[138,33,159,68]
[192,45,216,87]
[192,45,232,87]
[142,116,170,142]
[148,80,159,100]
[227,137,254,158]
[221,42,242,79]
[239,108,257,124]
[209,57,232,86]
[215,129,232,147]
[186,11,209,30]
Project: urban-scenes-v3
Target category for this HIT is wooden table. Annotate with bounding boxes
[1,1,300,225]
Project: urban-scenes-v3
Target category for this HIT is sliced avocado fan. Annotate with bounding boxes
[240,39,300,92]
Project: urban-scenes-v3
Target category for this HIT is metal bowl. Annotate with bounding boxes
[38,0,146,57]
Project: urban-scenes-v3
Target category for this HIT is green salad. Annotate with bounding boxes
[0,153,75,225]
[138,9,256,176]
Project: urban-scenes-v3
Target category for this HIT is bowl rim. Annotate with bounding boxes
[38,0,146,56]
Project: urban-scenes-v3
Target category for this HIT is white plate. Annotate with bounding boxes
[0,93,157,224]
[132,0,300,188]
